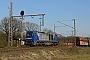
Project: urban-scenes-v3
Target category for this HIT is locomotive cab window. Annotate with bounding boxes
[27,33,33,36]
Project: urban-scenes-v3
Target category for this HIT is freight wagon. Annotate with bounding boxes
[63,37,75,46]
[24,30,59,46]
[59,36,90,46]
[76,37,89,46]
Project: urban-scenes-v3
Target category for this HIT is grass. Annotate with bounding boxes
[0,39,8,48]
[0,43,90,60]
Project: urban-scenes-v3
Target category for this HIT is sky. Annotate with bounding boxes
[0,0,90,37]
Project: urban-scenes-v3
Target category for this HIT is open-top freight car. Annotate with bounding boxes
[24,30,59,46]
[76,37,89,46]
[59,36,90,46]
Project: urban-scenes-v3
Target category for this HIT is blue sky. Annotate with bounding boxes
[0,0,90,37]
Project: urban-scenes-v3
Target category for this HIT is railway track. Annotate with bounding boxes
[0,46,59,53]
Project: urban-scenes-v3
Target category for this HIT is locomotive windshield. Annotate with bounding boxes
[26,31,36,36]
[27,32,33,36]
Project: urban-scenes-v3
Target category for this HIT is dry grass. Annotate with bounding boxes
[0,46,90,60]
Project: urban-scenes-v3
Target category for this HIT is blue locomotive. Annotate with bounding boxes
[24,30,59,46]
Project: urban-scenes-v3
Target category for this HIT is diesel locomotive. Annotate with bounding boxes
[24,30,59,46]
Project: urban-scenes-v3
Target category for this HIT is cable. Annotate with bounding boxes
[58,21,73,29]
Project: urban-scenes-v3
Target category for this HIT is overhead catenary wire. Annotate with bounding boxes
[58,21,74,29]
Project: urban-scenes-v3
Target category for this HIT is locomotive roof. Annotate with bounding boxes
[26,30,57,35]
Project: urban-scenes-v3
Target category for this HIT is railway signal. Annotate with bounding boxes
[20,10,24,16]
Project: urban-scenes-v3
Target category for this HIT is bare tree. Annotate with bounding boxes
[24,22,40,31]
[0,17,22,41]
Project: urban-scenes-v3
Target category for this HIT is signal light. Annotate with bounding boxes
[20,10,24,16]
